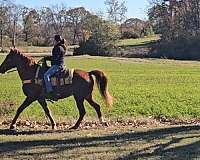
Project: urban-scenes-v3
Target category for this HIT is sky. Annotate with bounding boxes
[13,0,149,20]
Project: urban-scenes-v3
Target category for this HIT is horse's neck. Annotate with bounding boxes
[17,62,38,81]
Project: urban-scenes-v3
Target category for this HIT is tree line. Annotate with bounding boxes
[0,0,154,56]
[2,0,198,59]
[149,0,200,60]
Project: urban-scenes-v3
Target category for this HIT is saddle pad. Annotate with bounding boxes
[33,68,74,86]
[51,68,74,86]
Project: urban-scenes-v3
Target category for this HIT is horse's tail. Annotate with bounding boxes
[89,70,113,107]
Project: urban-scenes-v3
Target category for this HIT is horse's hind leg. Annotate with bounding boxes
[38,99,56,130]
[70,96,86,130]
[86,95,108,127]
[10,97,34,130]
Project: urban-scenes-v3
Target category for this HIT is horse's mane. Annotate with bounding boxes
[11,49,36,67]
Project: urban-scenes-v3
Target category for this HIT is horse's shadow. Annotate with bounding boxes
[0,128,73,136]
[1,125,200,159]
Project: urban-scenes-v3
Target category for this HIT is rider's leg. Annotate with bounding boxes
[44,65,60,93]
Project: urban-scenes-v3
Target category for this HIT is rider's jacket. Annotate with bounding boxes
[51,43,66,66]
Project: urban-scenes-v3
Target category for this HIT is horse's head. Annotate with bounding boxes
[0,48,19,74]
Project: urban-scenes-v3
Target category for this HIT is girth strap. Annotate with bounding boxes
[22,66,41,84]
[22,80,32,84]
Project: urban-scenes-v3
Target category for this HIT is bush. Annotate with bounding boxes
[2,36,12,47]
[121,31,140,39]
[74,17,120,56]
[150,36,200,60]
[74,38,110,56]
[0,48,7,53]
[143,26,155,37]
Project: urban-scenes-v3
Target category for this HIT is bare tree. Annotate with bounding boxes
[9,3,23,47]
[149,0,200,40]
[65,7,89,44]
[104,0,127,23]
[104,0,127,35]
[0,4,9,49]
[22,8,40,43]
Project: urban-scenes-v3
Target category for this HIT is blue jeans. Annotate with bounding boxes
[44,65,61,93]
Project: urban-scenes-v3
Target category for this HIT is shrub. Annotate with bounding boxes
[121,31,140,39]
[74,37,110,56]
[150,36,200,60]
[74,17,120,56]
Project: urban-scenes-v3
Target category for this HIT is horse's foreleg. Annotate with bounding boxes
[70,97,85,130]
[10,97,34,130]
[38,99,56,130]
[86,95,108,127]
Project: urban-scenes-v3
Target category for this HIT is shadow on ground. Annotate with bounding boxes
[1,125,200,159]
[0,128,74,136]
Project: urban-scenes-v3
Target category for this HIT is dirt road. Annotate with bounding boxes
[1,124,200,160]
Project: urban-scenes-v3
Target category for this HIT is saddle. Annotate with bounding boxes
[33,64,74,87]
[50,68,74,86]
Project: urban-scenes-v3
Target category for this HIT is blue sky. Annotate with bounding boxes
[14,0,149,20]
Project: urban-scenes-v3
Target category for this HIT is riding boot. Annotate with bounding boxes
[46,91,59,101]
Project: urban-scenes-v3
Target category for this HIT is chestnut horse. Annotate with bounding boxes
[0,48,113,130]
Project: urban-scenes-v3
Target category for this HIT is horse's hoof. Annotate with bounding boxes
[69,126,78,130]
[52,125,57,130]
[9,125,16,130]
[102,122,108,127]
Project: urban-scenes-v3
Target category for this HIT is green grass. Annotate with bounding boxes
[1,56,200,121]
[1,55,200,159]
[117,35,160,47]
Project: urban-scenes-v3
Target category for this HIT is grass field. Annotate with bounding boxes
[1,55,200,159]
[117,35,160,47]
[1,55,200,122]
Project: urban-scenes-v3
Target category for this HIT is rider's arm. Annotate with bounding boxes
[52,46,65,62]
[44,56,52,61]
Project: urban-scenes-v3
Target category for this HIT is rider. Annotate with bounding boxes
[43,34,66,96]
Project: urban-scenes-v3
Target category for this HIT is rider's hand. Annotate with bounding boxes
[37,58,45,64]
[44,56,52,61]
[43,57,46,61]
